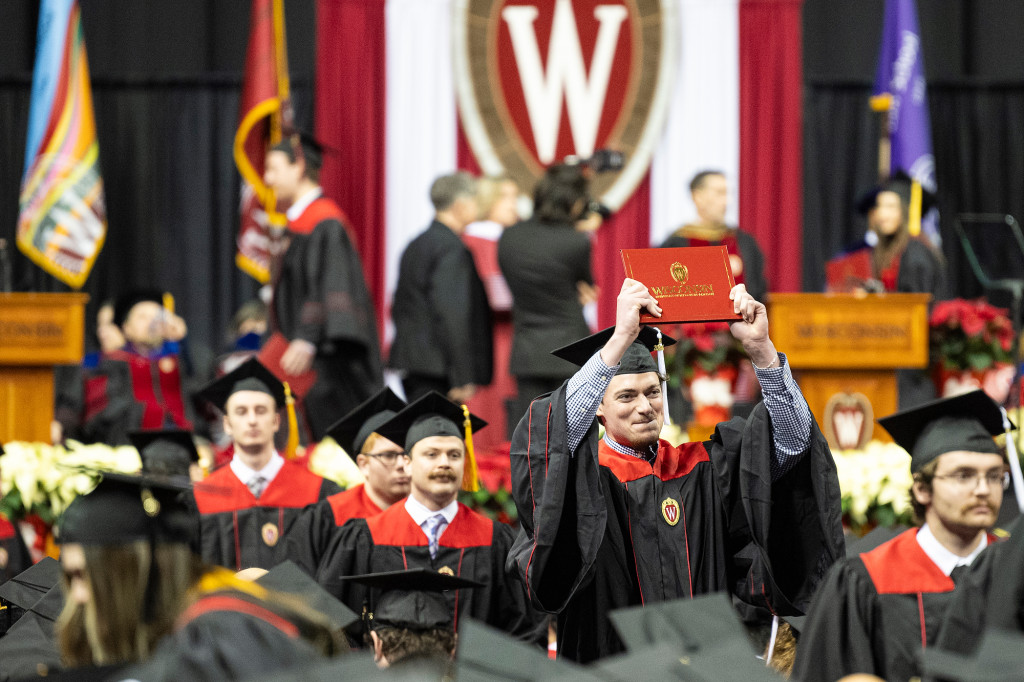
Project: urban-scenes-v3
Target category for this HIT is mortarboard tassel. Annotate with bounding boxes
[283,381,299,460]
[652,326,672,427]
[461,404,480,492]
[162,292,175,315]
[1000,406,1024,514]
[908,179,923,237]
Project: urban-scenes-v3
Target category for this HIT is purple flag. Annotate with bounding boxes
[874,0,935,191]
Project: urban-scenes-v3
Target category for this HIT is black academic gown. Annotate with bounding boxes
[0,518,32,586]
[284,484,384,577]
[792,528,994,682]
[388,221,493,390]
[189,460,341,570]
[506,384,844,662]
[271,197,384,439]
[315,500,546,642]
[121,569,334,682]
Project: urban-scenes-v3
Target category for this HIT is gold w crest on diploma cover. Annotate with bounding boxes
[670,262,688,284]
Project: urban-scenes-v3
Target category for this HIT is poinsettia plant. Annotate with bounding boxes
[929,298,1014,371]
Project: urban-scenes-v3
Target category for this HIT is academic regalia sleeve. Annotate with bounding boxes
[897,238,946,300]
[428,246,492,388]
[314,518,374,611]
[708,403,845,615]
[296,220,382,368]
[506,382,609,613]
[791,559,881,682]
[490,521,550,644]
[282,499,337,577]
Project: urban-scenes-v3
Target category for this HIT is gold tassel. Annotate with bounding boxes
[162,292,175,315]
[284,381,299,460]
[461,404,479,492]
[908,180,923,237]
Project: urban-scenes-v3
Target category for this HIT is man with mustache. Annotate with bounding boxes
[793,390,1012,682]
[314,392,545,642]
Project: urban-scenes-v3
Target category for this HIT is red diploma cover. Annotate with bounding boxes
[825,249,872,293]
[257,332,318,399]
[620,246,742,324]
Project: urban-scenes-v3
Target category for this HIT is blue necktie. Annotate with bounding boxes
[423,513,448,559]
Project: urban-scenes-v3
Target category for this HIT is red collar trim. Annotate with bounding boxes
[193,461,325,513]
[327,484,384,526]
[597,439,710,483]
[366,501,493,547]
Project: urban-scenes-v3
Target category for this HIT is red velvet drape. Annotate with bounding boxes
[738,0,804,292]
[315,0,388,338]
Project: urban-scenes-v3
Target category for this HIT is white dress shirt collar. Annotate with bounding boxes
[230,451,285,488]
[916,523,989,576]
[405,494,459,528]
[286,187,323,222]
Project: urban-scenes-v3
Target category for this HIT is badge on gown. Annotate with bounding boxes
[661,497,681,526]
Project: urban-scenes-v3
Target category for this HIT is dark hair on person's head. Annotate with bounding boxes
[269,137,322,183]
[374,626,457,665]
[231,300,268,335]
[689,170,725,193]
[430,172,477,212]
[532,163,589,223]
[910,457,939,524]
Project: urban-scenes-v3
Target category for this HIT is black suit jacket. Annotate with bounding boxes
[498,219,592,379]
[389,220,493,387]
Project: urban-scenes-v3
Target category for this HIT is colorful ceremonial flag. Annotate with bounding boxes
[18,0,106,289]
[873,0,938,241]
[234,0,292,283]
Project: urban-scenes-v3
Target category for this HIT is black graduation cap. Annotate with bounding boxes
[345,568,482,631]
[454,618,591,682]
[113,289,166,328]
[0,557,60,613]
[325,387,407,456]
[877,390,1013,472]
[855,171,938,217]
[256,560,359,631]
[376,392,487,453]
[196,357,287,411]
[271,131,333,172]
[609,592,755,655]
[919,628,1024,682]
[129,429,199,477]
[57,472,195,547]
[550,326,676,376]
[0,583,65,677]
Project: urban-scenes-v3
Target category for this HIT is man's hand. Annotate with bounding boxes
[600,278,662,367]
[448,383,477,404]
[728,284,778,368]
[281,339,316,375]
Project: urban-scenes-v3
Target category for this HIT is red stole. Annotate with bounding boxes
[327,484,384,526]
[365,501,494,548]
[193,460,325,514]
[597,439,710,484]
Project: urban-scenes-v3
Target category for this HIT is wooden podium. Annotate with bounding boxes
[0,293,88,443]
[767,293,931,449]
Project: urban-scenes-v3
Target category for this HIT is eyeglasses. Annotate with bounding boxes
[369,450,409,466]
[932,470,1010,490]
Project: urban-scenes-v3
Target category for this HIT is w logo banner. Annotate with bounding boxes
[455,0,677,210]
[18,0,106,289]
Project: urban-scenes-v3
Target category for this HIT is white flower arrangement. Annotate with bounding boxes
[0,440,142,522]
[833,440,915,532]
[306,437,365,490]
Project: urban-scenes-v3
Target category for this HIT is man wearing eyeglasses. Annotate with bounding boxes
[286,388,410,576]
[794,390,1015,682]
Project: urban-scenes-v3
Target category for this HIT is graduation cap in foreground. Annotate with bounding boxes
[877,390,1013,472]
[257,560,359,631]
[455,618,594,682]
[325,387,407,456]
[0,557,60,615]
[196,357,288,412]
[0,583,65,677]
[129,429,199,477]
[919,628,1024,682]
[57,472,195,547]
[375,392,487,492]
[551,325,677,376]
[345,568,482,631]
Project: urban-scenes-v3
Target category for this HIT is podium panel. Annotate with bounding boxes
[0,293,88,443]
[768,293,930,449]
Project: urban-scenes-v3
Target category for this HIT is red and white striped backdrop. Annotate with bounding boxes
[316,0,803,344]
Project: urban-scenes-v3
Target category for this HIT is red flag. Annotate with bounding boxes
[234,0,291,283]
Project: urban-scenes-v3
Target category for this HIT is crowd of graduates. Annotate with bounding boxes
[1,137,1023,681]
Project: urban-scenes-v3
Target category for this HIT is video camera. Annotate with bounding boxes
[563,149,625,174]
